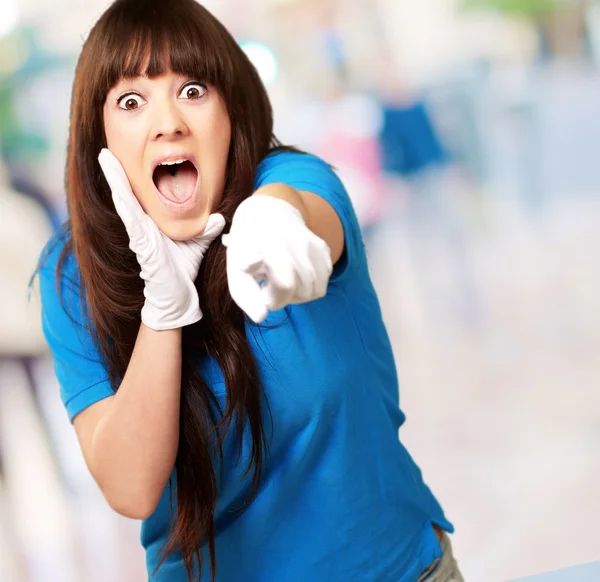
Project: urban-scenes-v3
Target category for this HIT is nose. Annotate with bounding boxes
[150,100,189,141]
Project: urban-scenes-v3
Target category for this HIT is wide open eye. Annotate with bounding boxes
[178,83,207,100]
[117,93,146,111]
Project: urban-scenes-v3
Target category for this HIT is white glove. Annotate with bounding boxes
[98,149,225,331]
[222,195,333,323]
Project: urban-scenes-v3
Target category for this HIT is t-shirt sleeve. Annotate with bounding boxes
[38,242,115,422]
[254,151,366,283]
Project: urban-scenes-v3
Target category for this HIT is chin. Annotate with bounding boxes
[158,213,210,241]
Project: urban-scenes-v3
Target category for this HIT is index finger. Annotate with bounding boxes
[227,268,268,323]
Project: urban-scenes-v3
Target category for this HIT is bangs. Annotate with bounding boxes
[73,0,273,176]
[92,1,229,103]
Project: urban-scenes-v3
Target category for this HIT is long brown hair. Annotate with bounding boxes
[56,0,284,578]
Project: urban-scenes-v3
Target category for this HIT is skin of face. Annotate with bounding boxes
[103,70,231,240]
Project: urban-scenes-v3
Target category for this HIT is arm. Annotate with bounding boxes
[74,325,181,519]
[223,175,345,323]
[224,152,363,323]
[63,150,224,519]
[252,183,345,266]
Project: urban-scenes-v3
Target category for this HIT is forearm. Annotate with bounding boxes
[90,323,181,518]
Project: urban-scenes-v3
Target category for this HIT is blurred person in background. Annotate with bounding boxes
[35,1,462,581]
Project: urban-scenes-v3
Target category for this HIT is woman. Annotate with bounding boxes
[37,0,463,580]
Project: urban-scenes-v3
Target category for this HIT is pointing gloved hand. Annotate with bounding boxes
[222,195,333,323]
[98,148,225,331]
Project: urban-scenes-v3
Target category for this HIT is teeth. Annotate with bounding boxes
[159,159,187,166]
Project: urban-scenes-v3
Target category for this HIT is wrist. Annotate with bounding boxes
[140,322,183,338]
[141,302,202,331]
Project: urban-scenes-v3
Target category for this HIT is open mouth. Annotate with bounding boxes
[152,159,199,204]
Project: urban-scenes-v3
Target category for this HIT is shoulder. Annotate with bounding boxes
[255,150,343,193]
[256,149,329,170]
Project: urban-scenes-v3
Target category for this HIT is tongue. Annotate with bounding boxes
[153,161,197,202]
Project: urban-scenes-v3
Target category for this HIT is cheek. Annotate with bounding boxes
[204,110,230,154]
[103,115,146,186]
[208,99,231,162]
[214,119,232,183]
[104,112,124,151]
[201,115,231,183]
[104,109,144,163]
[212,129,231,193]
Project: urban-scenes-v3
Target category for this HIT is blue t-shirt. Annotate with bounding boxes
[39,151,453,581]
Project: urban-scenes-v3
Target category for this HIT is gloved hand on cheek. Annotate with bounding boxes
[98,148,225,331]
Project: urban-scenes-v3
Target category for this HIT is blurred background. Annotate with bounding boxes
[1,0,599,580]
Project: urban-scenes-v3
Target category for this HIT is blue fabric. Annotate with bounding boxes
[39,238,116,419]
[379,101,446,176]
[39,151,453,582]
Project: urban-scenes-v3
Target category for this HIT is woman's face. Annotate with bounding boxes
[103,70,231,240]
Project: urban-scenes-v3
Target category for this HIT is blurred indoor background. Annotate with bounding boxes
[1,0,599,580]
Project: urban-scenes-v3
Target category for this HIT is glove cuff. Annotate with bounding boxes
[231,195,304,229]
